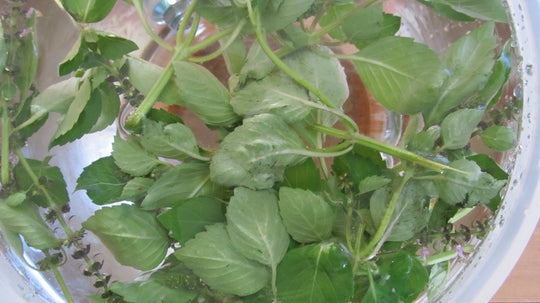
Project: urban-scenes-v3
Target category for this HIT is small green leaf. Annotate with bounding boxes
[480,125,516,151]
[95,34,138,60]
[278,187,334,243]
[60,0,118,23]
[119,177,154,203]
[467,153,508,180]
[30,77,78,116]
[238,40,275,82]
[441,108,484,150]
[13,157,69,208]
[276,243,353,303]
[406,128,440,155]
[353,36,445,114]
[210,113,307,189]
[112,134,162,176]
[175,223,269,296]
[157,196,225,244]
[0,200,60,250]
[142,162,220,210]
[82,204,169,271]
[173,61,240,126]
[140,119,201,160]
[226,188,290,266]
[89,80,121,133]
[76,156,131,205]
[13,12,38,99]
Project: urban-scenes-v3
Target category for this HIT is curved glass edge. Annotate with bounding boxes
[434,1,540,302]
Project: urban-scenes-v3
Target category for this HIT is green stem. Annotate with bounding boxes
[46,251,75,303]
[312,124,464,174]
[189,19,247,63]
[358,172,412,260]
[133,0,174,52]
[177,0,199,38]
[1,99,10,185]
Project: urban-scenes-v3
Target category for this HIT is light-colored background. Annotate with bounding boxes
[490,220,540,303]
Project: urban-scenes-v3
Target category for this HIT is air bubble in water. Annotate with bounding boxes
[525,64,533,75]
[513,84,523,99]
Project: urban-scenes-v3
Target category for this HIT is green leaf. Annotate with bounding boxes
[126,56,182,105]
[332,145,386,186]
[428,262,450,300]
[360,280,401,303]
[276,243,353,303]
[421,0,508,22]
[440,108,484,150]
[173,61,240,126]
[139,119,201,160]
[95,34,138,60]
[352,36,445,114]
[13,12,38,99]
[0,22,6,74]
[423,22,497,125]
[194,0,247,29]
[157,196,225,244]
[141,162,220,210]
[282,158,322,191]
[238,40,275,82]
[60,0,118,23]
[175,223,269,296]
[210,113,307,189]
[112,134,162,176]
[406,128,440,155]
[118,177,154,202]
[49,78,95,147]
[258,0,315,31]
[82,204,169,271]
[357,175,391,195]
[434,159,505,206]
[278,187,334,243]
[76,156,131,205]
[13,157,69,208]
[370,181,432,242]
[110,279,196,303]
[30,77,78,116]
[226,188,289,268]
[466,153,508,180]
[0,200,60,250]
[379,251,429,302]
[231,72,311,123]
[480,125,516,151]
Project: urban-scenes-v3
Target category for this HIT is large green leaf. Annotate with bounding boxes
[173,61,240,127]
[0,199,60,250]
[278,187,334,243]
[210,113,307,189]
[139,119,201,161]
[141,162,220,210]
[175,223,269,296]
[423,22,497,125]
[76,156,131,205]
[60,0,118,23]
[82,204,169,271]
[352,36,445,114]
[157,196,225,244]
[30,77,78,117]
[110,280,196,303]
[276,243,353,303]
[226,188,289,267]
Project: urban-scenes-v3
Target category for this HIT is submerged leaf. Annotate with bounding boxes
[140,119,201,160]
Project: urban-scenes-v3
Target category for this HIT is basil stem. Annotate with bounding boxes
[1,98,10,185]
